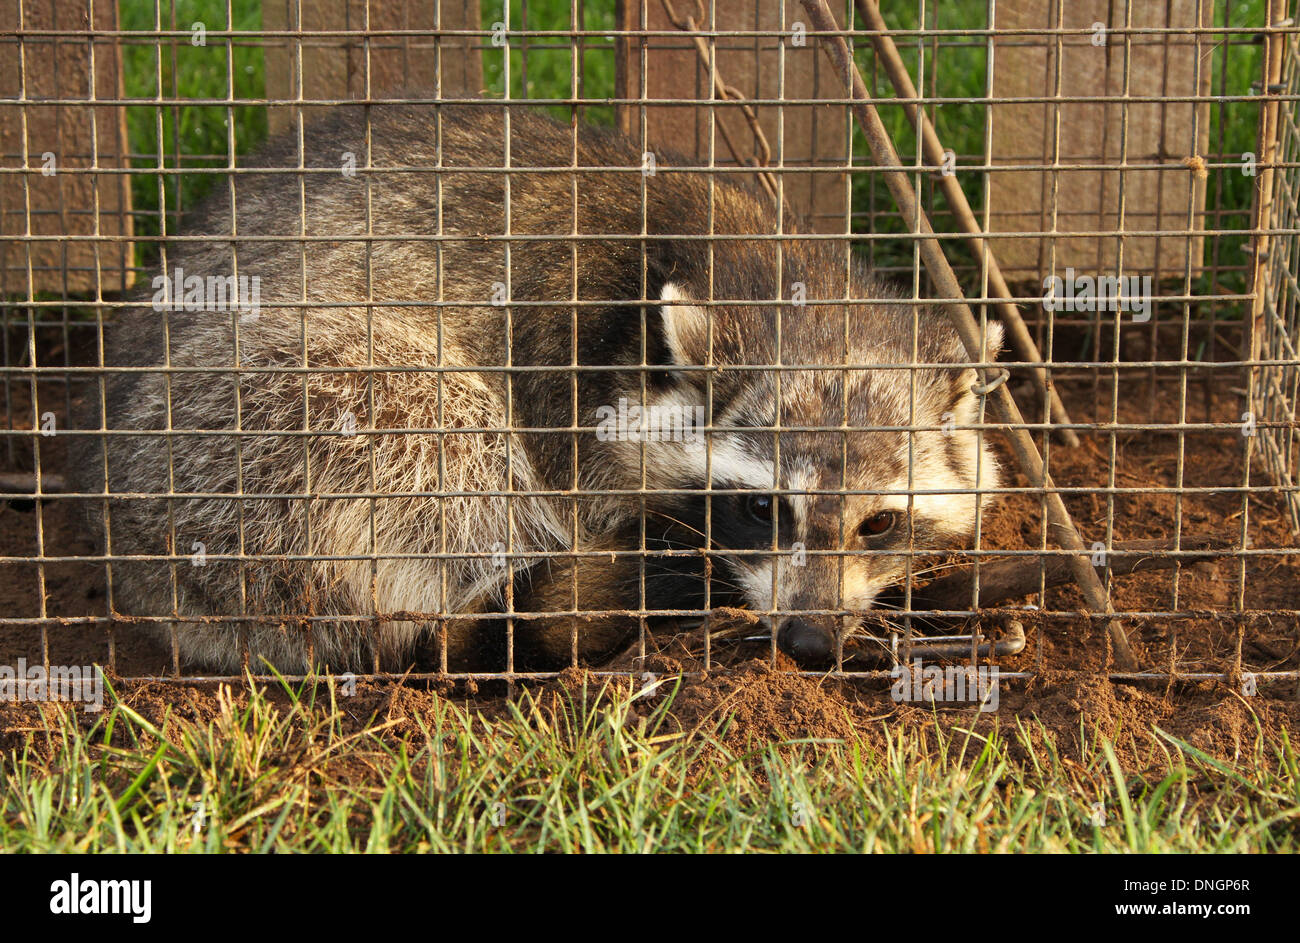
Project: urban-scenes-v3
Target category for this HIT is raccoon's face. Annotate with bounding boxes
[630,279,1003,664]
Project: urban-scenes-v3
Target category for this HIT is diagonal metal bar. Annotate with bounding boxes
[799,0,1139,670]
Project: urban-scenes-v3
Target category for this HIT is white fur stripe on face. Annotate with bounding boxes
[876,437,997,537]
[670,435,777,492]
[875,491,977,537]
[730,559,775,610]
[782,461,818,536]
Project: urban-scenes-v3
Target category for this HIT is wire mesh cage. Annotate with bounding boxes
[1255,7,1300,533]
[0,0,1297,706]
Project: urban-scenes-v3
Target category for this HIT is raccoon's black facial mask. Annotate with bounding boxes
[632,487,784,614]
[643,483,796,555]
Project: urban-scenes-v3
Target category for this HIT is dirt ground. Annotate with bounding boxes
[1,318,1297,768]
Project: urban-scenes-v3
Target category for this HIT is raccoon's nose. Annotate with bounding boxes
[776,619,835,664]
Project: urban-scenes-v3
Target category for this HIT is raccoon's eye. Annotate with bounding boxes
[858,511,898,538]
[744,494,775,525]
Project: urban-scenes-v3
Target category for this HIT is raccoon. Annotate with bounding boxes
[73,102,1002,673]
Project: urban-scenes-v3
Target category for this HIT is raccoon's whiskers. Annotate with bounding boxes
[642,509,710,543]
[606,564,749,598]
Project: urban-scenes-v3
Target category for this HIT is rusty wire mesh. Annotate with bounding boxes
[0,0,1297,695]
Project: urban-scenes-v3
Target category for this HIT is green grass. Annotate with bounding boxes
[480,1,620,127]
[852,0,1268,281]
[2,676,1297,852]
[119,0,267,267]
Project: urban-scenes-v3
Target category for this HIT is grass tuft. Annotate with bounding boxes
[3,676,1297,853]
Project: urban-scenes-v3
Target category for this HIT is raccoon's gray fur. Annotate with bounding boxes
[74,102,1002,672]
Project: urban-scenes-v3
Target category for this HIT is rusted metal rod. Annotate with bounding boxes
[798,0,1139,670]
[891,620,1027,662]
[913,534,1236,610]
[0,472,66,494]
[855,0,1080,448]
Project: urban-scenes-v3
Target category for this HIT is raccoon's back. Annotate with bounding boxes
[96,102,751,383]
[82,103,785,522]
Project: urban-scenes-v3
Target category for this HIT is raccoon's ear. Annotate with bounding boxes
[658,281,709,366]
[972,320,1004,364]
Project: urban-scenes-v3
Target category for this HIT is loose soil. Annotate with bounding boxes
[2,318,1297,769]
